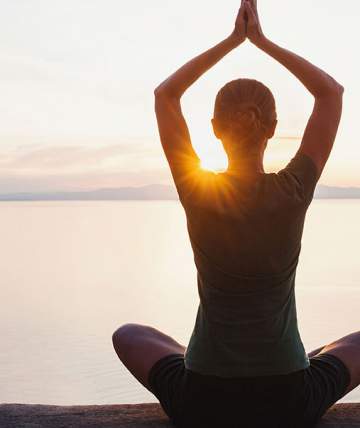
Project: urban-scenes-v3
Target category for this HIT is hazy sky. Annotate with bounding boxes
[0,0,359,192]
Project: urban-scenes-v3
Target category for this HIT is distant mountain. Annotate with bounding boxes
[315,185,360,199]
[0,184,359,201]
[0,185,179,201]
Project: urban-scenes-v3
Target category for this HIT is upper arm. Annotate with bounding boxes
[154,90,206,204]
[298,85,344,176]
[154,90,239,213]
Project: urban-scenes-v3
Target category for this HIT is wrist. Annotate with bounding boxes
[227,32,245,48]
[252,35,270,49]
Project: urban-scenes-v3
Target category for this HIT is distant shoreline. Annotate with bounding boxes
[0,184,359,201]
[1,197,359,202]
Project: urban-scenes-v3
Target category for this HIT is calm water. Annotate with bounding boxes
[0,200,359,405]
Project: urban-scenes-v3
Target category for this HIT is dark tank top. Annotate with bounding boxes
[179,152,319,377]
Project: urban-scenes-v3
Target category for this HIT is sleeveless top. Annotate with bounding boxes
[179,152,319,377]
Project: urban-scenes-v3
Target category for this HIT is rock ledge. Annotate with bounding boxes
[0,403,359,427]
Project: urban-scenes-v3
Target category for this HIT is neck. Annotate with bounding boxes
[222,136,267,177]
[226,151,265,177]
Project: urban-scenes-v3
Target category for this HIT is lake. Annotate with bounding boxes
[0,200,359,405]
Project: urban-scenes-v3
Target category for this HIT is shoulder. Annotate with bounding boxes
[180,170,244,215]
[267,153,320,207]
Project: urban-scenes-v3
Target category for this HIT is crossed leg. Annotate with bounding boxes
[112,324,360,399]
[112,323,186,391]
[307,330,360,395]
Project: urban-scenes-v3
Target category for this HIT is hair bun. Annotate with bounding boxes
[232,103,262,130]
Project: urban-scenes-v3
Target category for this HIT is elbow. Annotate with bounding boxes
[154,86,172,110]
[331,80,345,96]
[154,82,181,100]
[337,83,345,95]
[154,82,171,98]
[153,85,177,113]
[154,85,164,98]
[317,78,345,99]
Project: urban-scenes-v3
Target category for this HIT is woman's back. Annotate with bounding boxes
[182,152,319,377]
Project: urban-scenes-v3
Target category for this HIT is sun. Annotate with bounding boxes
[200,155,228,173]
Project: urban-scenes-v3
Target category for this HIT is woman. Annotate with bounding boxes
[113,1,359,427]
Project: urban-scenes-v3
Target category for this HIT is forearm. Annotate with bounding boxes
[254,37,343,98]
[155,35,241,99]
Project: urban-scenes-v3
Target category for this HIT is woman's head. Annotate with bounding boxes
[212,78,277,158]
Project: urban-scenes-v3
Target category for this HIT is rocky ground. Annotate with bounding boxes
[0,402,358,427]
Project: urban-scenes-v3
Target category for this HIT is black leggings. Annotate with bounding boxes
[148,353,351,428]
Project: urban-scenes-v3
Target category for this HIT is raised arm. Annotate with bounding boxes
[244,0,344,177]
[154,3,247,204]
[154,5,247,99]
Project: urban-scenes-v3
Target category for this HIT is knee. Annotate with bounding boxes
[112,323,150,352]
[112,323,135,349]
[329,331,360,351]
[346,331,360,349]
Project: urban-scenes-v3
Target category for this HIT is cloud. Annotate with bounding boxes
[0,141,161,172]
[0,142,172,192]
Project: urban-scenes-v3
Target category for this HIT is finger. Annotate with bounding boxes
[249,0,260,19]
[248,0,257,11]
[246,1,257,21]
[240,1,247,15]
[239,0,247,13]
[235,5,243,22]
[244,1,257,25]
[246,0,257,13]
[236,2,247,21]
[240,8,248,24]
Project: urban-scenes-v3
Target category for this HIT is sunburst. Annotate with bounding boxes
[200,155,228,173]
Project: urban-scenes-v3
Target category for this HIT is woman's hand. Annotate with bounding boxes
[244,0,266,46]
[229,1,248,45]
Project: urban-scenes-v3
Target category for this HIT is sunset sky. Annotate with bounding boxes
[0,0,359,192]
